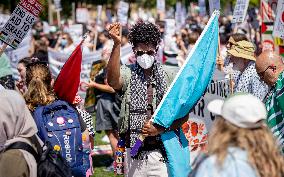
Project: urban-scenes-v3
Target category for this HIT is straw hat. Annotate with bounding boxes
[227,40,256,61]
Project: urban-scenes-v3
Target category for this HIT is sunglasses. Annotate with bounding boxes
[257,65,277,78]
[135,50,156,56]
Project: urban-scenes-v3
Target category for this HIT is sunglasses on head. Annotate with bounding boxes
[135,50,156,56]
[257,65,277,78]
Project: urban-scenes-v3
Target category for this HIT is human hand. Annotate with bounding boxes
[142,120,164,137]
[86,80,96,89]
[107,22,121,45]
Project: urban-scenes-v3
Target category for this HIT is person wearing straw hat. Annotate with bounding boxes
[188,93,284,177]
[226,40,268,100]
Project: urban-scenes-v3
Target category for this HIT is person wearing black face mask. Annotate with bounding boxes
[106,21,188,177]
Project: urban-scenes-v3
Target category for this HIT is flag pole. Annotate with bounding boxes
[217,31,223,71]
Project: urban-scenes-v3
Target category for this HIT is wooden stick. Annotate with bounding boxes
[229,73,234,94]
[217,29,223,71]
[0,43,8,57]
[92,30,98,52]
[56,10,61,27]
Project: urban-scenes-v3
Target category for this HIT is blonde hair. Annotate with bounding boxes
[208,117,284,177]
[24,63,56,110]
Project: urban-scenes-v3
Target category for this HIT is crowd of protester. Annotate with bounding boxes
[1,6,284,177]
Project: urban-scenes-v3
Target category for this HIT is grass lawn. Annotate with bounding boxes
[91,115,121,177]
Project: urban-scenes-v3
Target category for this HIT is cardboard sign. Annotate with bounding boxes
[232,0,250,23]
[0,0,42,49]
[76,8,89,23]
[209,0,220,15]
[273,0,284,39]
[117,1,129,26]
[198,0,207,16]
[53,0,62,11]
[157,0,165,13]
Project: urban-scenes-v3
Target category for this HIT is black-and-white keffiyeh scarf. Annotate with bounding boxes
[129,61,167,148]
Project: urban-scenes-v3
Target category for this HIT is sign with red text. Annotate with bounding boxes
[273,0,284,39]
[0,0,42,49]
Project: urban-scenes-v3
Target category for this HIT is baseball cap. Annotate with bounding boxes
[227,40,256,61]
[207,93,267,128]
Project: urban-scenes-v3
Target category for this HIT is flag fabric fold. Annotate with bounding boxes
[153,11,220,176]
[53,41,83,104]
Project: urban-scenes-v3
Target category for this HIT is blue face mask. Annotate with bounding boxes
[61,39,67,47]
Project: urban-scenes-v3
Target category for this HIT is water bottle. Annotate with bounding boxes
[114,138,125,175]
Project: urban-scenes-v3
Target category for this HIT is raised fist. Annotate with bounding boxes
[107,22,121,45]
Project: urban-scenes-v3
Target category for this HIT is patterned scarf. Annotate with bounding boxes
[129,61,167,148]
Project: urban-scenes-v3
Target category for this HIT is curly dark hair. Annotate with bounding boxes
[128,20,161,48]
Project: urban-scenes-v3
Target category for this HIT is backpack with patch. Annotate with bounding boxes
[6,140,73,177]
[33,100,85,175]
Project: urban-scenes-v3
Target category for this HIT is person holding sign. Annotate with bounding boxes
[106,21,187,176]
[226,40,268,100]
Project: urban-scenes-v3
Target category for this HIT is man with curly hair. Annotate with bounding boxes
[107,21,188,176]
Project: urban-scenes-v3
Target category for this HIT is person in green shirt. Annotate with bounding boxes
[0,53,14,90]
[256,50,284,150]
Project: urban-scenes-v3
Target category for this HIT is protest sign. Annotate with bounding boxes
[64,24,83,43]
[165,19,175,36]
[157,0,165,13]
[187,70,230,162]
[198,0,207,16]
[4,32,32,79]
[106,9,112,23]
[76,8,89,24]
[0,0,42,49]
[232,0,250,23]
[117,1,129,26]
[261,0,278,23]
[53,0,62,11]
[175,2,182,30]
[260,0,284,56]
[97,5,103,22]
[273,0,284,39]
[209,0,220,15]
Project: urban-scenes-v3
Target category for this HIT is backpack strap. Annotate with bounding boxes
[6,141,39,162]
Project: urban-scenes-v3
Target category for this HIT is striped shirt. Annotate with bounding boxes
[265,72,284,150]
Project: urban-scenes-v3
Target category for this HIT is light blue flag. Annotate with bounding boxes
[153,11,220,177]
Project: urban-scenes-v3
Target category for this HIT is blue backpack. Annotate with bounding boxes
[33,100,86,175]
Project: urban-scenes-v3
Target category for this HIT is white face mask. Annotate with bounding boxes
[136,54,155,69]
